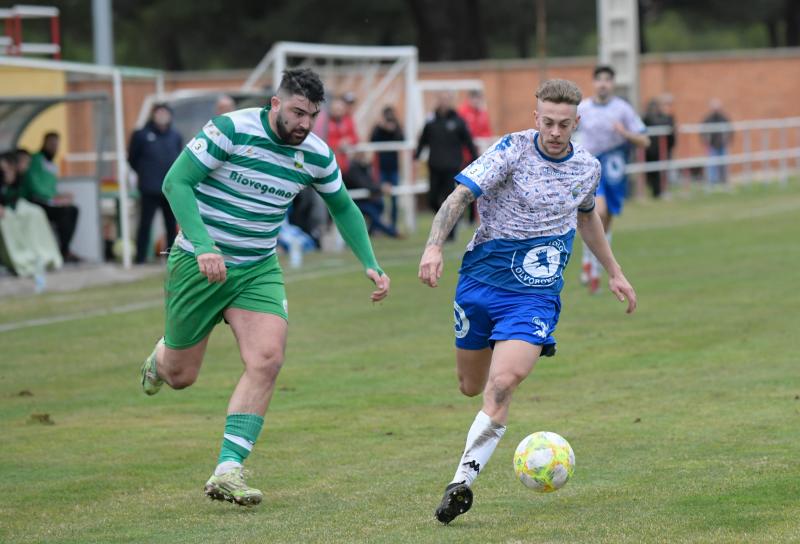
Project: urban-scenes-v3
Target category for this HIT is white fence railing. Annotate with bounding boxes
[628,116,800,193]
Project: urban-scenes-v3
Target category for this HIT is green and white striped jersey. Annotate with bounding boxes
[178,106,342,265]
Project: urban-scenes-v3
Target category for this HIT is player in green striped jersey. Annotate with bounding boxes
[139,69,390,506]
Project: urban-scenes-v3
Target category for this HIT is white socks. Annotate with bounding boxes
[582,231,613,279]
[214,460,242,476]
[451,410,506,487]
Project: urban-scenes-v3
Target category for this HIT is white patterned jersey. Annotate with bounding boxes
[576,96,646,156]
[455,130,600,294]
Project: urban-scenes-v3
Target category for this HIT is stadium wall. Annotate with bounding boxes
[57,48,800,176]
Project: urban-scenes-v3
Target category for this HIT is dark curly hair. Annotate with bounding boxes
[278,68,325,104]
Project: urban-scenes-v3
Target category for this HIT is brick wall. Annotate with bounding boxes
[62,48,800,177]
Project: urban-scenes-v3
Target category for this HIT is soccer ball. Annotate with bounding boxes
[513,431,575,492]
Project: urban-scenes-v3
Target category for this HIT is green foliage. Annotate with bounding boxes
[2,181,800,543]
[12,0,793,68]
[645,10,771,52]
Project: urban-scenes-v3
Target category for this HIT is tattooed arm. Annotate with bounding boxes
[418,184,476,287]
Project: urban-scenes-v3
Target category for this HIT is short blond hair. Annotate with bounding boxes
[535,79,582,106]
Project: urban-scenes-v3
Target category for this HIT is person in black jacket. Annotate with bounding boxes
[128,103,183,264]
[415,93,477,219]
[642,96,676,198]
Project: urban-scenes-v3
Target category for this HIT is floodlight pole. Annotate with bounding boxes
[91,0,114,66]
[596,0,640,108]
[536,0,547,81]
[403,50,418,233]
[112,68,131,268]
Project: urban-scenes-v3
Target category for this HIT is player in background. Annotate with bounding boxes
[139,68,390,506]
[576,65,649,294]
[419,79,637,524]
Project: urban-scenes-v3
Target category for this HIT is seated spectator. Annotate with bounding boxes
[370,106,404,232]
[277,218,317,269]
[21,132,81,262]
[0,150,63,277]
[344,152,400,239]
[288,187,327,249]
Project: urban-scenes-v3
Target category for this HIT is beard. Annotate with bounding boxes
[275,111,309,145]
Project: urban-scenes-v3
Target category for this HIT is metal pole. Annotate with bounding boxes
[92,0,114,66]
[272,43,286,96]
[658,134,668,195]
[155,72,165,98]
[403,51,418,234]
[112,69,131,268]
[536,0,547,81]
[779,126,788,185]
[743,129,752,182]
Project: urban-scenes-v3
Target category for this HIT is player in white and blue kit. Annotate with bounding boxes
[419,79,637,524]
[577,65,650,293]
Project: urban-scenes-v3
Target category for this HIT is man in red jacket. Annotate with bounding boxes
[326,96,359,176]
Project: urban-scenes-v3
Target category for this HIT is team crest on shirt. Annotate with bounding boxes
[511,239,567,287]
[293,150,304,169]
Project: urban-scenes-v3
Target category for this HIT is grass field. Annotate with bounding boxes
[2,182,800,543]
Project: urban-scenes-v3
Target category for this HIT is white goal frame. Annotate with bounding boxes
[242,42,424,231]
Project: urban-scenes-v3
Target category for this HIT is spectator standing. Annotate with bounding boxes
[128,103,183,264]
[642,95,676,198]
[326,96,359,177]
[702,98,733,185]
[21,132,81,262]
[370,105,404,231]
[457,90,492,149]
[457,89,492,223]
[415,92,477,235]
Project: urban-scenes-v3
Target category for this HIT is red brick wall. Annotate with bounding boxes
[63,48,800,177]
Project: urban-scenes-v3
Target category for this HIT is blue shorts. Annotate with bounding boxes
[453,274,560,356]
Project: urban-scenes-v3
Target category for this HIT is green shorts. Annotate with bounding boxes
[164,249,287,349]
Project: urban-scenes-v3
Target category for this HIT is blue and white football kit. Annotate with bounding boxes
[453,131,600,355]
[576,96,646,216]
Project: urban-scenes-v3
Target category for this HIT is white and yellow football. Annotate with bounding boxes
[513,431,575,492]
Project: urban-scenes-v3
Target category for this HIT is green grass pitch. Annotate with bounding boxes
[2,182,799,543]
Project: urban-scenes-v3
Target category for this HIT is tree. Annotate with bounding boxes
[405,0,487,61]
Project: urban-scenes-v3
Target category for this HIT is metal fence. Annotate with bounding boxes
[628,116,800,196]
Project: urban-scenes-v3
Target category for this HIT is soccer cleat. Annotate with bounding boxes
[140,338,164,396]
[588,276,600,295]
[204,467,263,506]
[580,262,591,285]
[435,481,473,524]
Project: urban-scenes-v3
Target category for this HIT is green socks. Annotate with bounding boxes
[217,413,264,465]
